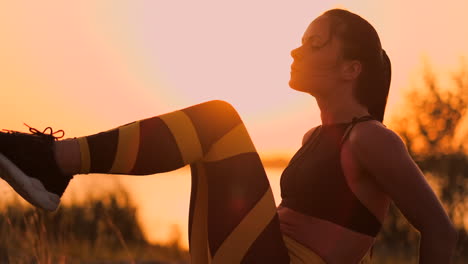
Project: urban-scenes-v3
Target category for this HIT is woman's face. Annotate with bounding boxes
[289,15,345,96]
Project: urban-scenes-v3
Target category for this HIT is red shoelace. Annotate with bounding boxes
[2,123,65,140]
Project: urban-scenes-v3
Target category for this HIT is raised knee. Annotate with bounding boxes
[197,100,240,120]
[180,100,247,154]
[206,100,237,113]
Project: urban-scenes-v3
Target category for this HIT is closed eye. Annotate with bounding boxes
[302,35,325,49]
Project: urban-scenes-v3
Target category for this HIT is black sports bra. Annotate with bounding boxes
[279,115,382,236]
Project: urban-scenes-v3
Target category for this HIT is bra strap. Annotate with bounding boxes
[339,115,376,148]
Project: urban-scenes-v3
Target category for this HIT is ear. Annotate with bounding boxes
[341,60,362,81]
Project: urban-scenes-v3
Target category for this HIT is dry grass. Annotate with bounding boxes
[0,188,189,264]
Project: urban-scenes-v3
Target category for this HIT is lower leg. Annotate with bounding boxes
[53,100,246,176]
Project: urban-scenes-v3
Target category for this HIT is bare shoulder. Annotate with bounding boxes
[302,125,321,145]
[348,120,405,152]
[346,120,411,181]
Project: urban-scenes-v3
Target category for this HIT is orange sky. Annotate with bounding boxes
[1,0,468,157]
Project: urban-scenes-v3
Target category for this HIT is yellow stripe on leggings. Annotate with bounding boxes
[160,111,203,164]
[359,249,372,264]
[77,137,91,174]
[211,188,276,264]
[203,123,256,162]
[189,163,212,264]
[282,235,326,264]
[109,121,140,174]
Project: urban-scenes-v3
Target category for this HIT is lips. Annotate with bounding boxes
[291,63,301,72]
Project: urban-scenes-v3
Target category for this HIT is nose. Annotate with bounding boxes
[290,46,303,60]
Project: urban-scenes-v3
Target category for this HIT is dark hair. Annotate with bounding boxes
[323,9,391,123]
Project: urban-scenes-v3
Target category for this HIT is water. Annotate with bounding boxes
[0,167,285,250]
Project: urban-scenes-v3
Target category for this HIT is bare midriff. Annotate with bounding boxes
[277,205,375,264]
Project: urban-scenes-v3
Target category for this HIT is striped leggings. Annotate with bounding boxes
[75,100,291,264]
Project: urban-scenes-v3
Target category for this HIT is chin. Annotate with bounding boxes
[289,80,322,98]
[289,79,310,93]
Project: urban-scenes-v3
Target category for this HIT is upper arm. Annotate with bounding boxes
[349,124,454,236]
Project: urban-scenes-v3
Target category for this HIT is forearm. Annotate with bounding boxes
[418,230,458,264]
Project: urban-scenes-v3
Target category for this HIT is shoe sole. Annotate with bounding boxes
[0,153,60,211]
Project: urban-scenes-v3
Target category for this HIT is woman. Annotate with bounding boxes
[0,8,457,263]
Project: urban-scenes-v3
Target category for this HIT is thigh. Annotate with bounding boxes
[188,149,290,263]
[185,110,289,264]
[164,100,289,263]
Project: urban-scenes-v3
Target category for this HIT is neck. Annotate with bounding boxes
[314,93,370,126]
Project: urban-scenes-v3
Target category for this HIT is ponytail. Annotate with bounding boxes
[367,49,391,122]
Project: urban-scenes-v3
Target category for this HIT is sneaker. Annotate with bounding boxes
[0,124,73,210]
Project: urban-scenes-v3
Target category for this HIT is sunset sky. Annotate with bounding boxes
[1,0,468,157]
